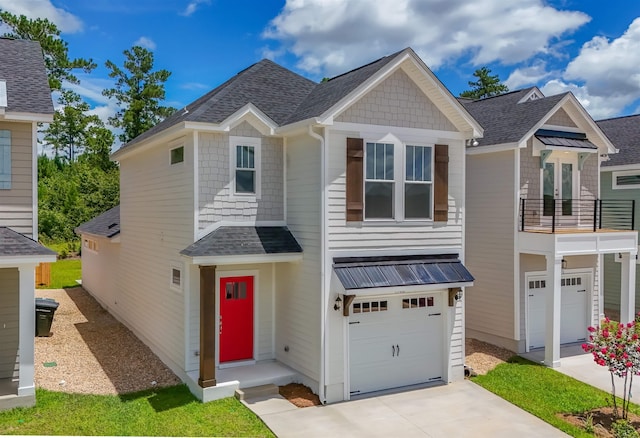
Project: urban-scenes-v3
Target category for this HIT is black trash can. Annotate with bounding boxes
[35,298,59,337]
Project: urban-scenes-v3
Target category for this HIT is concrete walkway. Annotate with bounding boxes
[243,380,568,437]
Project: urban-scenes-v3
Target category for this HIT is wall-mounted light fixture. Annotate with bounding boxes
[466,138,479,147]
[562,258,568,271]
[334,296,342,311]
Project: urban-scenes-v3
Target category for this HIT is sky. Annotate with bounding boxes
[2,0,640,137]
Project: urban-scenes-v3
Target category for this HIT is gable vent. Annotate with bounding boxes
[0,80,6,108]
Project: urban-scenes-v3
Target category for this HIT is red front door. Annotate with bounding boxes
[219,276,254,363]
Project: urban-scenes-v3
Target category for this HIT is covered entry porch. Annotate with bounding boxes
[0,228,56,411]
[519,228,637,368]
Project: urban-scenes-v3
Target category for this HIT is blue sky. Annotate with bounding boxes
[2,0,640,134]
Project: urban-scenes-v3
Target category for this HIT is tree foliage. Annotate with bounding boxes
[460,67,509,100]
[103,46,175,144]
[0,10,96,90]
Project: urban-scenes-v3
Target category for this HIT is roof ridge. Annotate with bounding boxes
[597,113,640,123]
[324,48,407,82]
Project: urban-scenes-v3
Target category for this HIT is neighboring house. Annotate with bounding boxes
[0,37,57,411]
[597,114,640,320]
[77,47,483,404]
[462,87,638,368]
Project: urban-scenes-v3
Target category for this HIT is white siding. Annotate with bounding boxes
[326,129,466,250]
[0,268,18,378]
[114,138,194,376]
[80,237,120,313]
[465,151,517,348]
[0,122,33,237]
[275,133,322,387]
[198,122,284,230]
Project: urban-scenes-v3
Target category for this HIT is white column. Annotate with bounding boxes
[544,255,562,368]
[620,250,637,324]
[17,264,36,396]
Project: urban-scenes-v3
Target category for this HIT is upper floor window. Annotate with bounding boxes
[613,170,640,190]
[170,146,184,164]
[365,142,394,219]
[0,130,10,189]
[405,145,433,219]
[230,136,261,198]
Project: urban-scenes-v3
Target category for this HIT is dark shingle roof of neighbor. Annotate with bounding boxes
[120,48,411,150]
[75,205,120,238]
[0,37,53,115]
[461,88,569,146]
[0,227,56,257]
[597,114,640,167]
[181,226,302,258]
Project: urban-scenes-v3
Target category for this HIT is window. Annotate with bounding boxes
[170,265,183,292]
[353,300,388,313]
[83,238,98,253]
[405,145,432,219]
[225,281,248,300]
[365,142,394,219]
[0,130,10,189]
[170,146,184,164]
[613,170,640,189]
[402,296,433,309]
[230,136,261,197]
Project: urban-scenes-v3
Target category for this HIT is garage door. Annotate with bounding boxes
[349,293,444,396]
[528,274,588,349]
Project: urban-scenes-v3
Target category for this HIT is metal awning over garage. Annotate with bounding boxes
[333,254,474,291]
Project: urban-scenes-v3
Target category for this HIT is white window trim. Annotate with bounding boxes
[169,138,185,167]
[0,129,11,190]
[83,237,99,254]
[170,263,184,292]
[612,170,640,190]
[362,136,434,223]
[229,136,261,200]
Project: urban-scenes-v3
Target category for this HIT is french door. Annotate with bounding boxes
[543,156,578,219]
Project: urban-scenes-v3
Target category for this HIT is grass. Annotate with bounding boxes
[473,356,640,437]
[0,385,274,436]
[39,258,82,289]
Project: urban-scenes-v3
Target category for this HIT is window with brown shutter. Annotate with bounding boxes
[433,144,449,222]
[346,138,364,221]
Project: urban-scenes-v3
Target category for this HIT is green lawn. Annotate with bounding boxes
[0,385,274,437]
[473,356,640,437]
[39,258,82,289]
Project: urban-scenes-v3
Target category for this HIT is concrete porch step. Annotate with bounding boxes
[235,383,279,401]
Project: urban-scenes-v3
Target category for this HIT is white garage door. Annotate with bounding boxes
[528,274,589,349]
[349,293,444,396]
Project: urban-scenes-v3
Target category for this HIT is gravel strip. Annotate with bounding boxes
[465,337,516,375]
[35,288,181,395]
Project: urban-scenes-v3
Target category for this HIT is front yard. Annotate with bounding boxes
[0,386,274,436]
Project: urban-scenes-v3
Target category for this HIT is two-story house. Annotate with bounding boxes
[0,37,56,411]
[463,88,637,368]
[77,47,482,404]
[597,114,640,320]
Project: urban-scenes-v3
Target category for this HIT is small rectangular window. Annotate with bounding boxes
[0,130,11,189]
[171,146,184,164]
[172,268,181,286]
[170,265,183,292]
[613,171,640,189]
[235,145,256,193]
[353,303,361,313]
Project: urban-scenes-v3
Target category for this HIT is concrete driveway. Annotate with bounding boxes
[243,380,568,437]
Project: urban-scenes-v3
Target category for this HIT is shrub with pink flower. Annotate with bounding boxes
[582,313,640,419]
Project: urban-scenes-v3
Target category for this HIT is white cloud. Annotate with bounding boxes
[0,0,83,33]
[505,61,554,90]
[180,0,211,17]
[541,79,632,120]
[133,36,157,51]
[263,0,590,76]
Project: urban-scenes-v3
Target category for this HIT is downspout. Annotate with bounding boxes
[308,125,327,404]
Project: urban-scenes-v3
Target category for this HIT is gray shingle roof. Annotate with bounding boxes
[119,49,410,151]
[597,114,640,167]
[75,205,120,238]
[0,227,56,257]
[181,226,302,258]
[461,88,568,146]
[0,37,53,115]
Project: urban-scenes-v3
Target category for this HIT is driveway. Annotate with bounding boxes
[244,380,568,437]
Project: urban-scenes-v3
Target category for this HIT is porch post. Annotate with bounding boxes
[620,250,637,324]
[544,255,562,368]
[17,264,36,396]
[199,265,216,388]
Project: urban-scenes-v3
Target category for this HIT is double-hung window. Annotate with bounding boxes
[365,142,394,219]
[230,136,261,197]
[0,130,10,189]
[405,145,433,219]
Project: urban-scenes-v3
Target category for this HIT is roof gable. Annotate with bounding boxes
[598,114,640,167]
[0,38,53,118]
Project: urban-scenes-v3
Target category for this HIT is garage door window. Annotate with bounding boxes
[402,296,433,309]
[353,300,388,313]
[561,277,581,286]
[528,280,546,289]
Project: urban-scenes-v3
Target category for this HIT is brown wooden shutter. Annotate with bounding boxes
[346,138,364,222]
[433,144,449,222]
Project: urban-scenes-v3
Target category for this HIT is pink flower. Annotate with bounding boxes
[588,326,596,332]
[627,361,633,368]
[603,330,610,338]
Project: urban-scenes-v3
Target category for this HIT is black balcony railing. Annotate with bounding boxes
[519,198,635,233]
